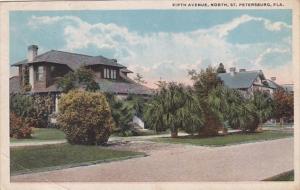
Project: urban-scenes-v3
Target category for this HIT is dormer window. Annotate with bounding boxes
[104,68,117,80]
[111,69,116,80]
[104,68,110,79]
[36,66,44,81]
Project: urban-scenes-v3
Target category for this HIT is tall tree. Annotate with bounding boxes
[144,82,203,137]
[105,93,134,136]
[134,73,146,84]
[273,89,294,124]
[216,63,226,73]
[188,66,223,136]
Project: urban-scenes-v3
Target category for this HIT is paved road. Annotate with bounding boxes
[11,138,293,182]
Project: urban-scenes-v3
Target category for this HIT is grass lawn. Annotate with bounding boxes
[10,128,65,143]
[263,170,294,181]
[151,130,293,147]
[11,143,145,175]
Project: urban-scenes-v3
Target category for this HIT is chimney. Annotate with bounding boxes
[271,77,276,81]
[27,45,38,62]
[229,67,236,76]
[239,69,246,72]
[27,45,38,90]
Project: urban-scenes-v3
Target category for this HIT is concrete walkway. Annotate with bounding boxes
[10,140,67,147]
[11,138,293,182]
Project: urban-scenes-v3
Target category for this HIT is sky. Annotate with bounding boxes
[10,10,292,87]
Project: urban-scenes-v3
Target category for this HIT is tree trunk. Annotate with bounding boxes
[280,118,284,127]
[171,127,178,138]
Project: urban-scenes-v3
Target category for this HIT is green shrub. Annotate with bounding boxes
[57,90,114,145]
[105,94,135,136]
[10,112,33,139]
[32,94,53,128]
[10,94,35,118]
[10,93,53,128]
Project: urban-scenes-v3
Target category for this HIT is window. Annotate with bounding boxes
[111,69,117,80]
[36,66,44,81]
[104,68,110,79]
[104,68,117,79]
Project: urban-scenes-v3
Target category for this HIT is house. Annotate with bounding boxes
[281,84,294,94]
[10,45,154,112]
[217,67,279,97]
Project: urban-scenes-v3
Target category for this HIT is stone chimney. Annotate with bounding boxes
[229,67,236,76]
[239,69,246,72]
[27,45,38,89]
[271,77,276,81]
[27,45,38,62]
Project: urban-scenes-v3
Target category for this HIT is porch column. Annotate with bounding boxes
[55,94,59,113]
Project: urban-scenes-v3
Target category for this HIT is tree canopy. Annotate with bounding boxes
[57,66,100,93]
[216,63,226,73]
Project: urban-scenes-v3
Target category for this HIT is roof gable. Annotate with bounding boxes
[218,70,265,89]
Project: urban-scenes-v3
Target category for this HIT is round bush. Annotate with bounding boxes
[57,90,114,145]
[10,112,33,139]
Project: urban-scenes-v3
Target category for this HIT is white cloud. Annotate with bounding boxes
[27,14,292,87]
[200,14,291,38]
[254,47,290,67]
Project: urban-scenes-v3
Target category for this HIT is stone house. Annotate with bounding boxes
[217,67,280,97]
[10,45,154,113]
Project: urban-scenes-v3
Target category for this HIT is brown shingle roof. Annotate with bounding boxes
[12,50,126,70]
[120,68,133,73]
[96,79,154,96]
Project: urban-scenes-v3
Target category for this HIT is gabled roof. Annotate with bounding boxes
[282,84,293,93]
[120,68,133,73]
[11,50,126,70]
[218,70,266,89]
[265,79,281,89]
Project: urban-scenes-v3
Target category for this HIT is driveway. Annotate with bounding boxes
[11,138,293,182]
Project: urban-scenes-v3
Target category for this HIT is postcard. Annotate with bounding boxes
[0,0,299,190]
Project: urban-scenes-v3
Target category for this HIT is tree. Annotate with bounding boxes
[208,86,256,132]
[126,94,146,119]
[272,89,293,124]
[144,82,203,137]
[21,65,32,92]
[189,66,223,136]
[57,90,114,145]
[208,87,273,132]
[57,72,77,93]
[188,66,222,97]
[134,73,146,84]
[10,94,35,118]
[57,66,100,93]
[250,91,273,127]
[105,93,135,136]
[216,63,226,73]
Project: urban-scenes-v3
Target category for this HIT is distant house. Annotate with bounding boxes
[10,45,154,112]
[217,67,280,97]
[281,84,294,94]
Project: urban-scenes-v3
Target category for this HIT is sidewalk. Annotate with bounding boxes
[10,140,67,147]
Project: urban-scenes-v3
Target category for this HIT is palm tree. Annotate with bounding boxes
[144,82,203,138]
[247,90,273,131]
[208,86,255,132]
